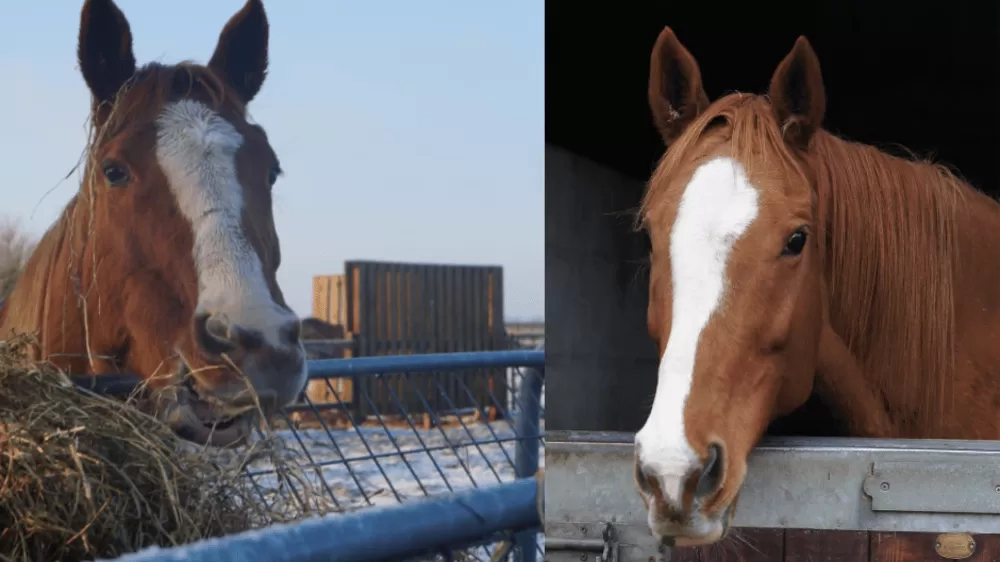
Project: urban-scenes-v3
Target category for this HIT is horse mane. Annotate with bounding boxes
[640,93,966,436]
[0,198,78,358]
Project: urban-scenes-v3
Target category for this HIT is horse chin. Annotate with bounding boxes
[155,389,255,447]
[647,510,729,548]
[153,364,260,448]
[175,408,254,448]
[645,494,738,549]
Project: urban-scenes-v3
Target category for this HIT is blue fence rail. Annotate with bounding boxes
[101,477,542,562]
[73,349,545,562]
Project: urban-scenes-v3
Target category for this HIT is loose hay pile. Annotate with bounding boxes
[0,334,331,562]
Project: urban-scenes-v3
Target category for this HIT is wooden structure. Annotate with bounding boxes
[669,530,1000,562]
[309,260,507,421]
[307,277,354,425]
[291,316,353,428]
[312,274,349,326]
[505,321,545,349]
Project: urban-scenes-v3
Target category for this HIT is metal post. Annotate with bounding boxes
[513,359,544,562]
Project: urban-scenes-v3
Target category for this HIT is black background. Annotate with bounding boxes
[546,0,1000,194]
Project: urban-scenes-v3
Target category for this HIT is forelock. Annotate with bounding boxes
[638,94,808,233]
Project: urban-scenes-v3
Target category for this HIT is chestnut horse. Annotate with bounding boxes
[632,27,1000,547]
[0,0,307,447]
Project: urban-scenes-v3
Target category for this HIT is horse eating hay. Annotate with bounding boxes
[0,332,340,561]
[631,27,1000,547]
[0,0,307,448]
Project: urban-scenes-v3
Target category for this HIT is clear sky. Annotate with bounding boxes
[0,1,543,321]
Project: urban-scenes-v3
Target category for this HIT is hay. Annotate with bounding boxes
[0,333,331,562]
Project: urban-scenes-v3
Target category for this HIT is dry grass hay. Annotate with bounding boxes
[0,333,333,562]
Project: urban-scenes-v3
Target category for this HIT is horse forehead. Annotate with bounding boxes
[155,99,244,158]
[152,99,254,227]
[670,157,760,249]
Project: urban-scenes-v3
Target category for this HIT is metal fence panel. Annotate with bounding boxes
[270,350,544,561]
[545,430,1000,561]
[76,350,545,562]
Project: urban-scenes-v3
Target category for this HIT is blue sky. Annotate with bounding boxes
[0,1,543,321]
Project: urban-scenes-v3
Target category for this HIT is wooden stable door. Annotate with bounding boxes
[671,529,1000,562]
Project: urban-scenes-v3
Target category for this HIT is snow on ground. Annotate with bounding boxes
[247,418,545,512]
[234,417,545,560]
[247,366,544,513]
[212,364,546,559]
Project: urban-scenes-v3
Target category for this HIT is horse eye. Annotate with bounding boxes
[102,161,130,187]
[268,165,282,186]
[781,229,808,257]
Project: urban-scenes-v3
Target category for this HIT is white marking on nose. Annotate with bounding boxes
[154,100,300,354]
[635,157,759,504]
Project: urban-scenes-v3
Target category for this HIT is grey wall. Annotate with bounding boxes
[545,144,660,432]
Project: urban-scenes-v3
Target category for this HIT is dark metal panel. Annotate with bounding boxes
[478,267,492,412]
[490,267,508,419]
[341,260,505,418]
[417,265,436,412]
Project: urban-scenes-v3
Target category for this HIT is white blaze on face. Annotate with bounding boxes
[635,157,759,505]
[154,100,303,381]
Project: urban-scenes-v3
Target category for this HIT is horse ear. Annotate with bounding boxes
[768,36,826,150]
[78,0,137,104]
[208,0,269,103]
[648,27,710,147]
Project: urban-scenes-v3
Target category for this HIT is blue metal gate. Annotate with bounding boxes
[79,349,545,562]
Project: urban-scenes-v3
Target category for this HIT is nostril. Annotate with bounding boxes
[282,321,301,346]
[635,459,659,497]
[194,312,236,355]
[695,443,725,499]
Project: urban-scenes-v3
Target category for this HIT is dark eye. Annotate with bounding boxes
[102,160,130,187]
[268,165,282,186]
[781,228,808,257]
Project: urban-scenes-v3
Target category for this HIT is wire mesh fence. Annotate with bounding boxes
[248,350,545,560]
[81,346,545,562]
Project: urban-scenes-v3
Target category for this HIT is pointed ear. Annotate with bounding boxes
[209,0,269,103]
[78,0,137,104]
[768,36,826,150]
[648,27,710,147]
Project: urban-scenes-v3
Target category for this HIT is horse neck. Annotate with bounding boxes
[808,131,997,435]
[0,196,94,367]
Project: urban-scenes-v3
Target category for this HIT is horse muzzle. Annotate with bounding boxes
[153,358,288,448]
[634,442,739,548]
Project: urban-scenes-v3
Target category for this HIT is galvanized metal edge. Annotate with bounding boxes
[545,430,1000,545]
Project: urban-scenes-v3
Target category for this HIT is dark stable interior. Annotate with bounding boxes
[546,0,1000,437]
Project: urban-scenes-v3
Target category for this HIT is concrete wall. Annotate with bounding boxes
[545,144,660,432]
